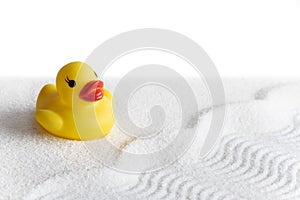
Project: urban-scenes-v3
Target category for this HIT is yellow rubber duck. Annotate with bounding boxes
[35,61,114,140]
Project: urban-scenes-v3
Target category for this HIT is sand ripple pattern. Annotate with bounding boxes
[112,116,300,199]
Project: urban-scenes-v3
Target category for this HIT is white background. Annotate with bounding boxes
[0,0,299,78]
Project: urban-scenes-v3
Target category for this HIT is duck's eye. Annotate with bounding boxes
[68,80,76,88]
[94,71,98,78]
[65,77,76,88]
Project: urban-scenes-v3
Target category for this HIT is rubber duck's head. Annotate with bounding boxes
[56,62,104,104]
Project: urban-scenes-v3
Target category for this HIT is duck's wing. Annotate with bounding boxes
[35,109,63,133]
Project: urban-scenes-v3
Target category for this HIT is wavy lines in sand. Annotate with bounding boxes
[112,115,300,199]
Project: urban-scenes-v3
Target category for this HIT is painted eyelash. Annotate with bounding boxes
[65,76,70,83]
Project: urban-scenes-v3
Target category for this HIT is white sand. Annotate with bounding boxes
[1,77,300,199]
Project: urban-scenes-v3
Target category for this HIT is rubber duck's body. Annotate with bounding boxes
[35,62,114,140]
